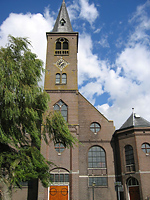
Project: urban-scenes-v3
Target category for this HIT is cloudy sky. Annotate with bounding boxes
[0,0,150,129]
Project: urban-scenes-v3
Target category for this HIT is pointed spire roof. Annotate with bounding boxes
[119,111,150,130]
[52,0,73,33]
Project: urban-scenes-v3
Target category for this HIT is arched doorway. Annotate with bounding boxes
[49,168,69,200]
[127,177,140,200]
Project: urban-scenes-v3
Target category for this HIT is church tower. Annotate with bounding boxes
[40,1,80,200]
[44,0,78,92]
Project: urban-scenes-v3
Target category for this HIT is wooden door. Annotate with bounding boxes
[129,186,140,200]
[49,186,68,200]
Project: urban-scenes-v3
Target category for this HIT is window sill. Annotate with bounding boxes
[88,185,108,188]
[55,84,67,85]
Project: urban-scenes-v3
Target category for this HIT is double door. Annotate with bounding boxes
[49,185,68,200]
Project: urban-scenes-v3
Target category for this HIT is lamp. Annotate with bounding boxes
[92,181,95,200]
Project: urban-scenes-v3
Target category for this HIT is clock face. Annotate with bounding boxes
[54,58,69,71]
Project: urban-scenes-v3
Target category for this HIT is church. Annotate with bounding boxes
[13,1,150,200]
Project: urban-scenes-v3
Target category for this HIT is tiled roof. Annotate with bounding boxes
[52,0,73,33]
[120,113,150,130]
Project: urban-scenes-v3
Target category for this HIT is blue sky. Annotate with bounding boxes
[0,0,150,129]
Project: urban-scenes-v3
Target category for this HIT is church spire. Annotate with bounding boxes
[52,0,73,33]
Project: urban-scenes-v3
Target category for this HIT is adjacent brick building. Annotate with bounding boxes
[12,1,150,200]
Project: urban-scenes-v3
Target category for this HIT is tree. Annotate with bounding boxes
[0,35,77,200]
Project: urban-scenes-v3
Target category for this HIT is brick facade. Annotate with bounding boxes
[11,1,150,200]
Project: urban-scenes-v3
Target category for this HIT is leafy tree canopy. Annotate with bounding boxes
[0,35,77,197]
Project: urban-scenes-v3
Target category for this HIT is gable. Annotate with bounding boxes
[78,92,115,141]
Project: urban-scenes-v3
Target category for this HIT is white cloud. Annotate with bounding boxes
[128,0,150,45]
[79,0,99,25]
[0,9,54,63]
[78,33,102,85]
[67,0,98,27]
[80,82,103,105]
[116,44,150,83]
[0,9,55,86]
[67,1,80,21]
[98,34,110,48]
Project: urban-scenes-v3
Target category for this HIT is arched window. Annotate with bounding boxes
[56,41,61,49]
[56,73,60,84]
[55,38,69,55]
[63,42,68,49]
[50,168,69,183]
[127,177,139,186]
[62,73,67,84]
[88,146,106,168]
[54,100,68,121]
[125,145,135,172]
[60,18,66,26]
[141,143,150,154]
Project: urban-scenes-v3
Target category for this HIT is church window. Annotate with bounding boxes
[89,177,107,187]
[56,73,60,84]
[56,73,67,85]
[141,143,150,154]
[60,18,66,26]
[125,145,135,172]
[55,143,65,153]
[62,73,67,84]
[127,177,139,186]
[54,100,68,121]
[63,41,68,49]
[50,173,69,183]
[88,146,106,169]
[90,122,101,133]
[56,42,61,49]
[55,38,69,55]
[50,169,69,183]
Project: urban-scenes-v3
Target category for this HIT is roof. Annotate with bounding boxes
[52,0,74,33]
[119,112,150,130]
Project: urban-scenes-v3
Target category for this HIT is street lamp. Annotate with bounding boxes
[92,181,96,200]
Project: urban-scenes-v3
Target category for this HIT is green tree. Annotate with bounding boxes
[0,35,76,200]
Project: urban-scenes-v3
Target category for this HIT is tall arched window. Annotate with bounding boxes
[62,73,67,84]
[88,146,107,187]
[55,38,69,55]
[63,41,68,49]
[56,41,61,49]
[54,100,68,121]
[88,146,106,168]
[56,73,60,84]
[125,145,135,172]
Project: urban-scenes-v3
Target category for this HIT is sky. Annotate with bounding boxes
[0,0,150,129]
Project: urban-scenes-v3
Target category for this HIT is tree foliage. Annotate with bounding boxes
[0,35,76,198]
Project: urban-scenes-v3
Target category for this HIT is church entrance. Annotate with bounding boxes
[127,177,140,200]
[49,168,70,200]
[129,186,140,200]
[49,185,68,200]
